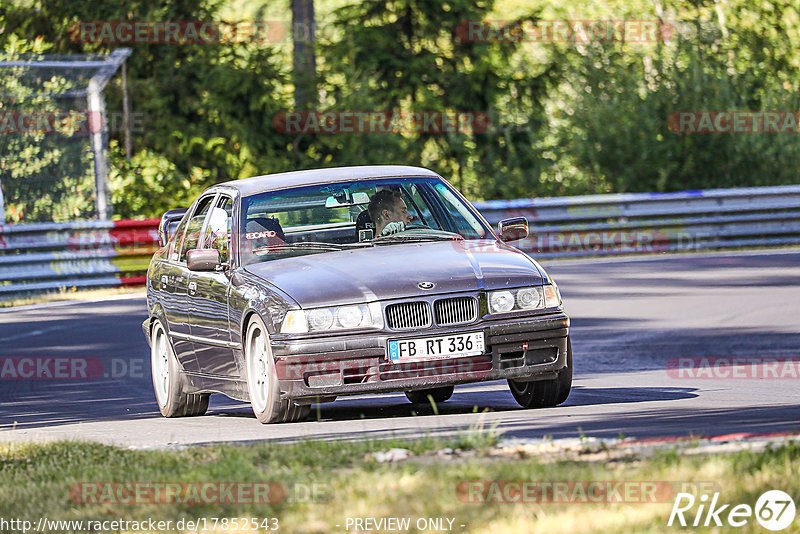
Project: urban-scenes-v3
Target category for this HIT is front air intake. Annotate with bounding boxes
[385,301,431,330]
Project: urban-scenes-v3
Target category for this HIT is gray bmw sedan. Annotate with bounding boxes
[143,165,571,423]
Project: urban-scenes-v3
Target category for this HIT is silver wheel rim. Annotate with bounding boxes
[151,323,170,407]
[246,323,272,414]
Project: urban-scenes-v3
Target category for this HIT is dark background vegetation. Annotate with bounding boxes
[1,0,799,221]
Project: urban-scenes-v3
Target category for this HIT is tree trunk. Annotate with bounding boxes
[291,0,317,110]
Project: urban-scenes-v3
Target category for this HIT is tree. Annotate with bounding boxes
[553,0,800,193]
[291,0,317,110]
[0,0,293,220]
[317,0,558,199]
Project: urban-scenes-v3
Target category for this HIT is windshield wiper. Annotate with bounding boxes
[300,241,375,249]
[374,233,463,243]
[253,241,374,254]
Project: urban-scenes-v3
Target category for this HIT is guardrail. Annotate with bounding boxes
[0,218,159,298]
[473,184,800,258]
[1,184,799,298]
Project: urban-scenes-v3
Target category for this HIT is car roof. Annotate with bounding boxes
[215,165,441,196]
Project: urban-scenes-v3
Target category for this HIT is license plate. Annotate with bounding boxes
[387,332,485,362]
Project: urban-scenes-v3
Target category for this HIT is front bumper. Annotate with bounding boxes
[271,311,569,400]
[142,318,151,347]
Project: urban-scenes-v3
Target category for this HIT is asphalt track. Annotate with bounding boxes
[1,249,798,448]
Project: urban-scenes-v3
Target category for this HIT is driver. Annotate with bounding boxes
[367,189,413,237]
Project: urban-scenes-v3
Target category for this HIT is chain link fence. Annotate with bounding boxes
[0,49,130,224]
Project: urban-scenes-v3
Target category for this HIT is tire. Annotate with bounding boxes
[244,315,310,424]
[405,385,455,404]
[508,337,572,408]
[150,319,209,417]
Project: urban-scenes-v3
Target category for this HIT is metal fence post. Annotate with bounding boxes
[87,79,109,220]
[86,48,132,221]
[0,177,5,224]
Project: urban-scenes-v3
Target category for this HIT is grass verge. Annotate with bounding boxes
[0,436,797,533]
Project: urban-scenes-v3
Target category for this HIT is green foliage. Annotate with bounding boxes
[552,0,800,193]
[2,0,294,221]
[2,0,800,222]
[317,0,557,200]
[0,34,97,222]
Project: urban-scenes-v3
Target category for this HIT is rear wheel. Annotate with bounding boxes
[508,337,572,408]
[150,319,209,417]
[405,385,455,404]
[245,315,310,424]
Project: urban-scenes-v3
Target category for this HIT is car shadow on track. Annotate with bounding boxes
[203,384,698,423]
[251,404,800,445]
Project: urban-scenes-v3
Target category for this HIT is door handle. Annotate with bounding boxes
[188,281,197,296]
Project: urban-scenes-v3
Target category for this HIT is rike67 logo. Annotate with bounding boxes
[669,490,797,531]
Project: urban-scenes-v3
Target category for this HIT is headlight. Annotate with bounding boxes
[337,306,363,329]
[488,285,560,314]
[489,291,515,313]
[280,303,382,333]
[516,287,542,309]
[307,308,334,330]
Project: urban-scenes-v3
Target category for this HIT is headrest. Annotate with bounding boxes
[355,209,374,240]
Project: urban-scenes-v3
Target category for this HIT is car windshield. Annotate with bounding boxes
[239,176,489,264]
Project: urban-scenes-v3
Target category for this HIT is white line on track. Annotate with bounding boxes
[0,291,145,314]
[0,324,72,343]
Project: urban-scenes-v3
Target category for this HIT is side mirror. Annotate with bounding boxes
[187,249,222,271]
[158,208,188,247]
[498,217,528,242]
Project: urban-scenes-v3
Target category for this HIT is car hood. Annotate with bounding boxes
[243,240,545,308]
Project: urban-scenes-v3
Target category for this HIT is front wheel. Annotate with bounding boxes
[150,319,209,417]
[405,385,454,404]
[244,315,310,424]
[508,337,572,408]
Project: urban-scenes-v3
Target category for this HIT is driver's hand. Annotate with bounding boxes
[380,221,405,236]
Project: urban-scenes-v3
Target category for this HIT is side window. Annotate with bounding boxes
[179,196,215,262]
[201,197,233,264]
[168,215,190,261]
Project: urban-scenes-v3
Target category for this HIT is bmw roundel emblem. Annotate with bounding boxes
[418,281,435,290]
